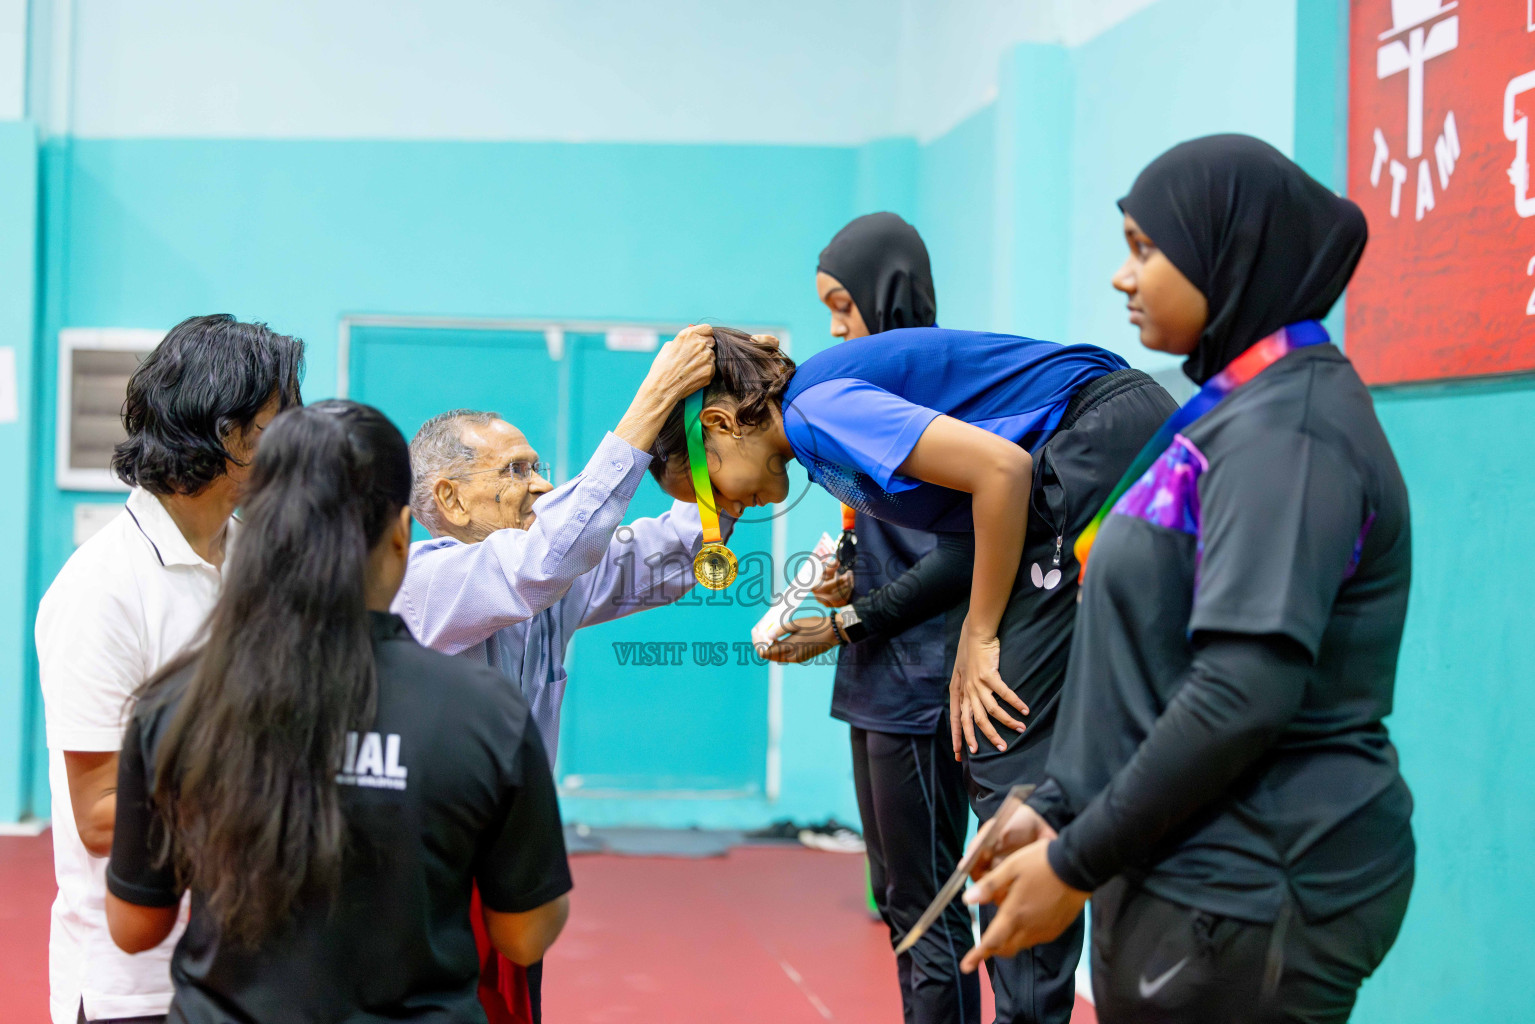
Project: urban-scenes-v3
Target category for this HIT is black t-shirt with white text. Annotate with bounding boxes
[1042,345,1414,923]
[108,613,571,1023]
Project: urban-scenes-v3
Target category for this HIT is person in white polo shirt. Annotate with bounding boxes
[36,314,305,1024]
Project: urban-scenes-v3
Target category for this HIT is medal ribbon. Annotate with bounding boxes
[1073,321,1330,581]
[684,390,723,544]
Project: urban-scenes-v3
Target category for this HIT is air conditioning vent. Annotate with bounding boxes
[56,328,163,490]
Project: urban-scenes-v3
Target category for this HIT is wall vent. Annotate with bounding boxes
[56,328,163,491]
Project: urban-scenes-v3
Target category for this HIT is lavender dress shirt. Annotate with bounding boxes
[393,432,707,761]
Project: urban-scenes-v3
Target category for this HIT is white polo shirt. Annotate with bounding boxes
[37,487,233,1023]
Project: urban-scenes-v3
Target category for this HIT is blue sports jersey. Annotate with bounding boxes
[782,328,1128,531]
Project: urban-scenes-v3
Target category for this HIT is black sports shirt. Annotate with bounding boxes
[108,613,571,1023]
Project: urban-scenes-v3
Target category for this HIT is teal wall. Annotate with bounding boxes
[1066,0,1298,367]
[994,44,1074,343]
[0,121,38,822]
[908,43,1077,341]
[909,0,1301,356]
[917,105,998,330]
[1360,381,1535,1022]
[39,139,860,395]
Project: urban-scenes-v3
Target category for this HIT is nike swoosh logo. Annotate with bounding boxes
[1138,955,1191,999]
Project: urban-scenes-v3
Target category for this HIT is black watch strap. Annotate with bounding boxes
[834,605,869,644]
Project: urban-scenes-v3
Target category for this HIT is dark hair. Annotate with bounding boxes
[648,326,795,483]
[112,314,305,495]
[140,400,412,947]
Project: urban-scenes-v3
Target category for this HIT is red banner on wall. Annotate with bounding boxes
[1348,1,1535,384]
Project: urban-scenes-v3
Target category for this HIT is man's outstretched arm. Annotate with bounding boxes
[394,327,717,653]
[558,501,741,632]
[395,434,659,653]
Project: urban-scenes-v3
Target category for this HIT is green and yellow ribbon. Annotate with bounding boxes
[685,390,738,589]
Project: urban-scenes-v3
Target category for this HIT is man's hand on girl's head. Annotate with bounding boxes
[614,325,717,450]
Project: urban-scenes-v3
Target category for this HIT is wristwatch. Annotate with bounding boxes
[831,605,868,645]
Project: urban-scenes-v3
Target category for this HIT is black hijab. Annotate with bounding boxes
[817,212,937,334]
[1119,134,1368,385]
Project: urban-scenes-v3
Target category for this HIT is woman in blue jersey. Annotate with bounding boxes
[793,212,980,1024]
[649,320,1175,1024]
[960,136,1415,1024]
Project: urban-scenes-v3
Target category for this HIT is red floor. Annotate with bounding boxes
[1,833,1095,1023]
[0,833,56,1024]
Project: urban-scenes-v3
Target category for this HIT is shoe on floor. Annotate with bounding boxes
[797,818,866,854]
[744,818,802,843]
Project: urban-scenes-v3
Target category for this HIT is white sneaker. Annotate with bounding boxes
[797,818,866,854]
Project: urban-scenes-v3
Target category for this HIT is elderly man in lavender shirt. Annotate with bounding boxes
[391,328,752,1023]
[391,326,734,760]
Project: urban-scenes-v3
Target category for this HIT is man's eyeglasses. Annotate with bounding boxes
[451,460,551,482]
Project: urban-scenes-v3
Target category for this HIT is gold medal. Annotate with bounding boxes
[693,541,738,590]
[684,390,738,590]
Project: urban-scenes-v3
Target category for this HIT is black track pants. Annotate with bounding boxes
[853,720,980,1024]
[76,1006,165,1024]
[964,761,1085,1024]
[1089,869,1413,1024]
[527,960,542,1024]
[954,370,1178,1023]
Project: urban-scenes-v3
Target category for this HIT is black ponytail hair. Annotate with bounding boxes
[140,399,412,947]
[648,326,795,484]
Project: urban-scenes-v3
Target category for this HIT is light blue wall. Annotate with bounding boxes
[910,0,1300,358]
[51,0,910,144]
[993,43,1074,343]
[852,137,919,219]
[907,43,1077,341]
[917,106,998,330]
[0,121,38,822]
[1359,380,1535,1022]
[40,139,860,393]
[1066,0,1297,368]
